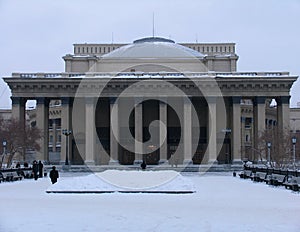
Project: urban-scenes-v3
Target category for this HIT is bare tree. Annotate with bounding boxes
[258,127,293,168]
[0,118,41,168]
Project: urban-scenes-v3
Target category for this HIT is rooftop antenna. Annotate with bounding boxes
[111,32,114,44]
[195,33,198,43]
[152,12,155,37]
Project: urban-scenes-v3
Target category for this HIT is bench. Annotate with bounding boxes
[0,172,3,183]
[12,171,23,181]
[283,176,300,191]
[266,174,286,186]
[239,170,253,179]
[253,172,267,182]
[1,171,23,182]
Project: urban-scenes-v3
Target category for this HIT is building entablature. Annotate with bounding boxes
[4,71,297,99]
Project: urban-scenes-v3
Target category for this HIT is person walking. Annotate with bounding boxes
[38,161,44,178]
[49,166,59,184]
[141,160,147,170]
[32,160,38,180]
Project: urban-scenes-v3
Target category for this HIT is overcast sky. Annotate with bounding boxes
[0,0,299,108]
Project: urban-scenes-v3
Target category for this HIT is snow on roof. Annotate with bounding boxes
[102,37,205,59]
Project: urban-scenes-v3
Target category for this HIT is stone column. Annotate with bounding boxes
[36,97,49,162]
[231,97,242,164]
[85,97,96,165]
[207,97,217,164]
[109,97,119,164]
[61,97,72,164]
[241,117,246,161]
[277,96,290,134]
[11,97,26,126]
[183,98,192,164]
[52,119,57,152]
[253,97,266,160]
[134,98,143,164]
[159,100,168,164]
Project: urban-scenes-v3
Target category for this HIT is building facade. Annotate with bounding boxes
[3,37,298,166]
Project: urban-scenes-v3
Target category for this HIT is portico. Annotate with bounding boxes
[5,71,296,166]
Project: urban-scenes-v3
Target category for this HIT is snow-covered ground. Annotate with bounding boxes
[0,171,299,232]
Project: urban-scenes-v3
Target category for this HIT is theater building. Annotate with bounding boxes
[3,37,298,166]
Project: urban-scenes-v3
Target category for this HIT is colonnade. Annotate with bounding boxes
[10,95,290,165]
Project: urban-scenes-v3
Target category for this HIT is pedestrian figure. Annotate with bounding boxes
[16,162,21,168]
[38,161,44,178]
[49,166,59,184]
[32,160,38,180]
[141,160,146,170]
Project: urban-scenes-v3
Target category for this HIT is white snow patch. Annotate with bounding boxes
[47,170,194,192]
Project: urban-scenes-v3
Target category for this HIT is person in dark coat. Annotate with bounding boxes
[32,160,38,180]
[140,160,147,170]
[49,166,59,184]
[38,161,44,178]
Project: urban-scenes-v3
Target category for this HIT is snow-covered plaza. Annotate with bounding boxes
[0,171,299,232]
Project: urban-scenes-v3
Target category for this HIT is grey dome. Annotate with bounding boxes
[102,37,205,59]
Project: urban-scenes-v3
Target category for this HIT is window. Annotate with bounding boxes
[49,135,53,143]
[56,119,61,127]
[49,120,53,129]
[246,135,249,142]
[245,118,252,129]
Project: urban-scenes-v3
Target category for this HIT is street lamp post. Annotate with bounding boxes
[1,140,7,167]
[292,136,297,169]
[62,129,72,166]
[2,140,6,154]
[267,142,271,167]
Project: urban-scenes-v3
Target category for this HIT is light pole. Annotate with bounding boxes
[292,136,297,169]
[267,142,271,167]
[62,129,72,165]
[1,140,6,167]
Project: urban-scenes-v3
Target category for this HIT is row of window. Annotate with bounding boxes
[74,45,234,55]
[49,147,61,152]
[75,46,119,54]
[188,45,234,53]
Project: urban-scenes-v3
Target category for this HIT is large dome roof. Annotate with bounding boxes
[102,37,205,59]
